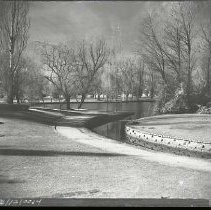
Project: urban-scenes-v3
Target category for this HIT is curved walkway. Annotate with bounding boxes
[56,126,211,172]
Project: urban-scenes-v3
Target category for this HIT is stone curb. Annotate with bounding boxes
[125,119,211,159]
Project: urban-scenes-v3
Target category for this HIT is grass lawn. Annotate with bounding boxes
[132,114,211,143]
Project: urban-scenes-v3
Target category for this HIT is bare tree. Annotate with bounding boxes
[101,61,116,101]
[40,43,78,109]
[117,58,139,101]
[0,1,30,104]
[177,2,197,105]
[13,56,27,103]
[141,15,168,85]
[163,11,184,84]
[201,18,211,96]
[91,73,103,101]
[136,58,145,99]
[153,2,198,112]
[75,39,110,108]
[10,56,47,104]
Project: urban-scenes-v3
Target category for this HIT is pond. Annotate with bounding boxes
[91,101,155,142]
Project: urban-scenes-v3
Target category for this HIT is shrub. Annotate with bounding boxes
[154,82,201,114]
[196,105,211,114]
[160,85,191,114]
[153,84,178,114]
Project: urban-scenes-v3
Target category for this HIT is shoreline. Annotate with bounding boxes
[29,98,155,105]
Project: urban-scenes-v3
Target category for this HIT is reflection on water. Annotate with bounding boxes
[92,117,131,142]
[38,101,153,117]
[92,101,155,142]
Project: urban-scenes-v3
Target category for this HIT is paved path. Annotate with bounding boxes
[0,117,211,201]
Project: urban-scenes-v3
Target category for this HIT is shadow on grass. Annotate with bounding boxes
[0,148,126,157]
[0,175,25,184]
[0,111,62,126]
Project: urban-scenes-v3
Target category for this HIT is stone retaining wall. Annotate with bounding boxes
[125,125,211,159]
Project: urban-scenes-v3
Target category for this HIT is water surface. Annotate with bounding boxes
[91,101,155,141]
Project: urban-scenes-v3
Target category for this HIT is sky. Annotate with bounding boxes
[28,1,166,52]
[27,0,211,59]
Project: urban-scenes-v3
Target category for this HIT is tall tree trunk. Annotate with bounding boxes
[66,95,70,110]
[138,63,144,99]
[186,43,192,107]
[42,98,45,107]
[138,86,143,99]
[58,97,61,110]
[7,82,14,104]
[206,55,211,96]
[97,93,100,101]
[78,94,86,109]
[150,86,154,99]
[138,70,143,99]
[150,72,154,99]
[161,71,168,85]
[7,35,15,104]
[126,93,129,102]
[7,12,15,104]
[16,91,20,104]
[15,78,20,104]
